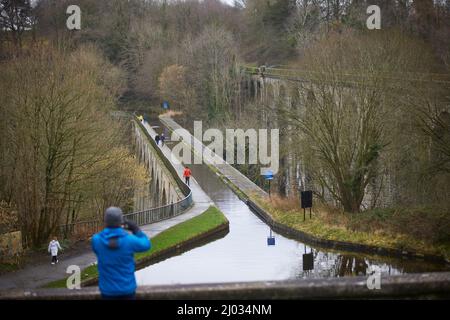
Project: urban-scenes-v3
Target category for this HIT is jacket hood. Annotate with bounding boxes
[98,228,128,248]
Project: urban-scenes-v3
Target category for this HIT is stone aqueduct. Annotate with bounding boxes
[132,121,183,211]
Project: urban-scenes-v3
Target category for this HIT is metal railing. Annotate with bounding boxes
[57,116,193,240]
[241,65,450,85]
[123,196,192,227]
[58,220,102,241]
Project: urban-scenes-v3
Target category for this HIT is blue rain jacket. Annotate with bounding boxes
[92,227,151,296]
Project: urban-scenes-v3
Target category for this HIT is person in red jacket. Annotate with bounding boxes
[183,166,192,186]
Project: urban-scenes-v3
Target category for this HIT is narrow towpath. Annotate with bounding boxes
[140,120,213,235]
[159,115,267,198]
[0,120,213,290]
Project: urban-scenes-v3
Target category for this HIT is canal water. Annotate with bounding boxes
[135,120,449,286]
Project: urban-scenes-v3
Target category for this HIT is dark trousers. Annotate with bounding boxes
[185,176,190,185]
[51,255,58,263]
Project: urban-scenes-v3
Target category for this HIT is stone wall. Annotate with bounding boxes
[0,231,22,263]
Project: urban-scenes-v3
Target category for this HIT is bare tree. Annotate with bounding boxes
[0,45,145,246]
[281,30,436,212]
[0,0,34,53]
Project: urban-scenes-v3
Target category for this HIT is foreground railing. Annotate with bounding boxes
[57,116,192,240]
[2,272,450,299]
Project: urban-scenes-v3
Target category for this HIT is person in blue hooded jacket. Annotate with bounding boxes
[92,207,151,299]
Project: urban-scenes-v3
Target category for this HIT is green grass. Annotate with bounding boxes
[0,262,20,274]
[256,197,450,260]
[44,264,99,289]
[134,205,227,260]
[43,206,228,289]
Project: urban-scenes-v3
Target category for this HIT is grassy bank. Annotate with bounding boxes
[0,262,21,275]
[43,206,228,289]
[256,195,450,260]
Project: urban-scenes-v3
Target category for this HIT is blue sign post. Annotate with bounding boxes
[263,170,275,246]
[162,101,170,110]
[262,170,274,196]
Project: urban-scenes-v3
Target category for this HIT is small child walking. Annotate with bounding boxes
[48,237,62,265]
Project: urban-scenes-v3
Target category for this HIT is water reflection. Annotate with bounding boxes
[267,229,276,246]
[302,245,314,272]
[338,256,368,276]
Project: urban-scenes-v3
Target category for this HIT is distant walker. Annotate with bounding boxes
[48,237,62,265]
[183,166,192,186]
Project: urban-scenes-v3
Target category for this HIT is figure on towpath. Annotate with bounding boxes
[160,133,165,146]
[183,166,192,186]
[48,237,62,265]
[155,134,160,146]
[92,207,151,300]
